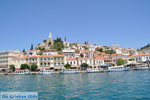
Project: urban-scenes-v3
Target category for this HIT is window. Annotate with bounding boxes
[44,58,46,61]
[48,58,50,60]
[44,63,46,65]
[51,58,53,60]
[48,63,50,65]
[41,63,43,65]
[40,58,43,61]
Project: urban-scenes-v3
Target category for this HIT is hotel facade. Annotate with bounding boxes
[12,54,65,70]
[0,50,23,70]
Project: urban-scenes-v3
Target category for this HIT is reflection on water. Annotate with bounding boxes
[0,70,150,100]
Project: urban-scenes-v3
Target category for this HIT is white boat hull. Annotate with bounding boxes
[38,72,53,75]
[136,67,150,70]
[14,72,30,75]
[87,68,104,73]
[60,69,78,74]
[108,66,129,72]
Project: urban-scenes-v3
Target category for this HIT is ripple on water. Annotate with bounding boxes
[0,70,150,100]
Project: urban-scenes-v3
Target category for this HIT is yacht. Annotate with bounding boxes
[87,68,104,73]
[108,65,129,72]
[38,69,54,75]
[14,70,30,75]
[60,69,78,74]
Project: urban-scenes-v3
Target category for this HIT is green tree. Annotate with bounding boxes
[81,63,88,70]
[21,64,30,70]
[117,58,125,66]
[23,49,25,53]
[31,64,38,71]
[10,65,15,72]
[41,47,45,51]
[43,40,47,43]
[83,46,88,50]
[38,51,43,55]
[80,54,84,57]
[64,64,71,69]
[30,44,34,50]
[53,37,64,51]
[96,48,103,52]
[105,50,116,54]
[58,51,62,54]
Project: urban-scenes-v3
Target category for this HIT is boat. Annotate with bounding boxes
[87,68,104,73]
[14,70,30,75]
[136,64,150,70]
[38,69,54,75]
[108,65,129,72]
[60,69,78,74]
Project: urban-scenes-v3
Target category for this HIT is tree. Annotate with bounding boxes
[140,43,150,50]
[41,47,45,51]
[53,37,64,51]
[31,64,38,71]
[21,64,30,70]
[105,50,116,54]
[96,48,103,52]
[23,49,25,53]
[38,51,43,55]
[81,63,88,70]
[43,40,47,43]
[80,54,84,57]
[58,51,62,54]
[30,44,34,50]
[10,65,15,72]
[83,46,88,50]
[64,64,71,69]
[117,58,125,66]
[38,43,41,46]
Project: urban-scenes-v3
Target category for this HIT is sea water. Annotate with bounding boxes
[0,70,150,100]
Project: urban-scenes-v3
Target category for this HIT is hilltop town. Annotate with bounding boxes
[0,32,150,71]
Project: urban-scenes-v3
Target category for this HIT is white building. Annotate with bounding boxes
[62,48,75,58]
[43,49,58,55]
[130,54,150,63]
[0,50,23,70]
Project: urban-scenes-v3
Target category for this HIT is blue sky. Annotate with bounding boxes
[0,0,150,51]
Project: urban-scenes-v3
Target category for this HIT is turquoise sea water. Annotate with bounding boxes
[0,70,150,100]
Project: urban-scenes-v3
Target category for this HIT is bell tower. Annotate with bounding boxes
[49,32,52,42]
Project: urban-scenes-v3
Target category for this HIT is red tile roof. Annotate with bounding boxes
[39,54,64,58]
[130,53,150,57]
[66,58,77,61]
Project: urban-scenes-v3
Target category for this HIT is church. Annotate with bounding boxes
[36,32,70,50]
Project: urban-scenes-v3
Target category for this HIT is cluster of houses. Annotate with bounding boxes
[0,33,150,71]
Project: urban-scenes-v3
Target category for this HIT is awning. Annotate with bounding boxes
[100,64,111,67]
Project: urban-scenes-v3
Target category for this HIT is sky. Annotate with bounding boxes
[0,0,150,51]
